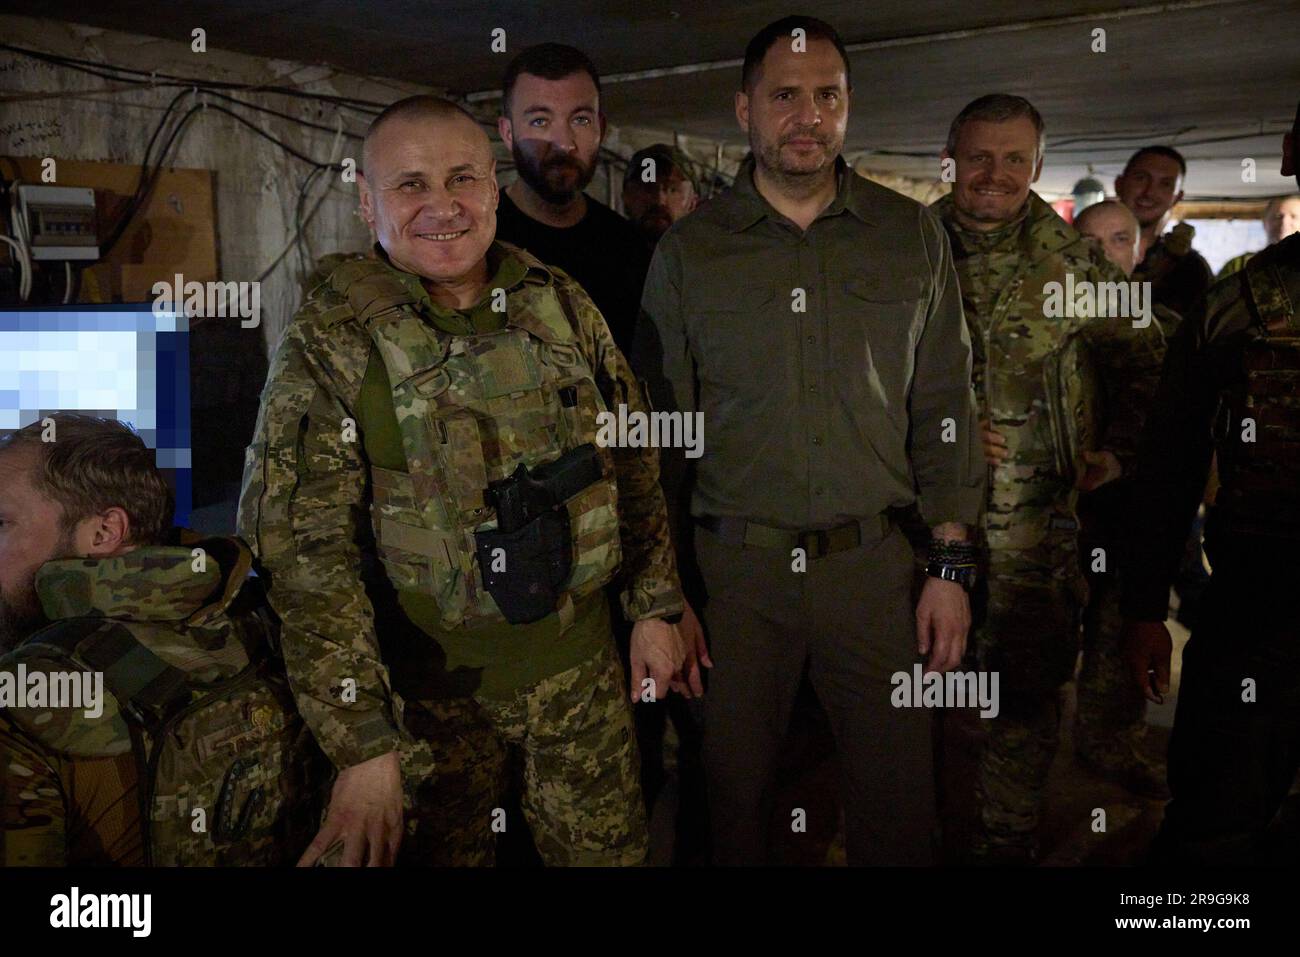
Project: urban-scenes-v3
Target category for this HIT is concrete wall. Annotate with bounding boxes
[1,12,942,351]
[1,14,442,347]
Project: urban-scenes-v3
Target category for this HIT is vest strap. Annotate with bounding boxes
[1246,253,1300,334]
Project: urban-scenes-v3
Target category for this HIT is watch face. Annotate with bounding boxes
[928,563,975,590]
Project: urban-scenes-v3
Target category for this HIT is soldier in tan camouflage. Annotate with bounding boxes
[1,413,322,866]
[239,95,687,867]
[932,95,1167,863]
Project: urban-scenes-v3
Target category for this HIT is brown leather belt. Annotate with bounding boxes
[696,514,888,559]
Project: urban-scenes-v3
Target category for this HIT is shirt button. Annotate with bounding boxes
[806,335,816,344]
[812,436,822,446]
[815,486,825,495]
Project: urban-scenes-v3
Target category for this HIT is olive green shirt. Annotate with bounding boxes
[637,155,985,531]
[354,244,608,700]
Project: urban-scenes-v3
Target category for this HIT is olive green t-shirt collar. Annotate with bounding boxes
[725,153,872,233]
[373,241,547,335]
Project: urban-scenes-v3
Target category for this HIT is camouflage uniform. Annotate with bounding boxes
[0,531,325,866]
[239,241,682,866]
[1074,302,1182,796]
[1124,232,1300,864]
[1217,251,1255,280]
[1134,222,1214,319]
[931,192,1167,856]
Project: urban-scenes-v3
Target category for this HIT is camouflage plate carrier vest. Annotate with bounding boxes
[1214,243,1300,540]
[330,257,622,629]
[1,556,327,866]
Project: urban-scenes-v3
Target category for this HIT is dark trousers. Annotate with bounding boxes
[695,520,936,865]
[1155,550,1300,865]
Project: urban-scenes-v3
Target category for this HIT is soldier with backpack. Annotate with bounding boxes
[0,413,327,866]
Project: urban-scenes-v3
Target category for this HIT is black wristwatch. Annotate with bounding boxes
[925,537,978,592]
[925,561,977,591]
[661,612,684,625]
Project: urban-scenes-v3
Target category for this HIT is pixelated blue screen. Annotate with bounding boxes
[0,305,191,527]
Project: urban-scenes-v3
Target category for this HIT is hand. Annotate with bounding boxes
[979,418,1008,467]
[1076,449,1122,491]
[915,576,970,673]
[669,600,712,698]
[1122,619,1173,704]
[630,616,686,703]
[298,750,403,867]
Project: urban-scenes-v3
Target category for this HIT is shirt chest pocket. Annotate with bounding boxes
[835,275,925,400]
[688,282,782,391]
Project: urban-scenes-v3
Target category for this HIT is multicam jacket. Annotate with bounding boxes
[0,532,323,866]
[931,191,1167,591]
[238,241,682,770]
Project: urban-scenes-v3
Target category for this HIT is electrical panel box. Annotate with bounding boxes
[18,184,99,261]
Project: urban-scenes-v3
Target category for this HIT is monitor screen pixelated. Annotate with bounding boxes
[0,305,191,528]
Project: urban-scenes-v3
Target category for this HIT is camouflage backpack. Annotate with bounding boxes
[1213,236,1300,540]
[1,536,329,866]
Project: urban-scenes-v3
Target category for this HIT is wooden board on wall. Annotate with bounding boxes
[1176,200,1272,219]
[1,155,218,302]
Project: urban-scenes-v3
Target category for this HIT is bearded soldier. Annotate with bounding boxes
[1,414,325,866]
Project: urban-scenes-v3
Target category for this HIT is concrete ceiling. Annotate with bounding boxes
[12,0,1300,198]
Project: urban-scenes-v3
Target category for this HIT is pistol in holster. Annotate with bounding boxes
[474,444,605,624]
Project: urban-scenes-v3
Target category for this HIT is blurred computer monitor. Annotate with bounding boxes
[0,304,191,527]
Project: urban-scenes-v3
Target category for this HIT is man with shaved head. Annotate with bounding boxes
[1075,200,1143,278]
[1072,197,1180,799]
[240,95,687,866]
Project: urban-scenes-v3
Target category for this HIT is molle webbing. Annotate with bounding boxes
[1246,252,1300,334]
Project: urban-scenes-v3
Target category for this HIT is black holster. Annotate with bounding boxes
[475,509,572,624]
[474,444,603,624]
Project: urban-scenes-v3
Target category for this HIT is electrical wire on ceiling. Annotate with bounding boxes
[1,41,728,190]
[0,40,737,297]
